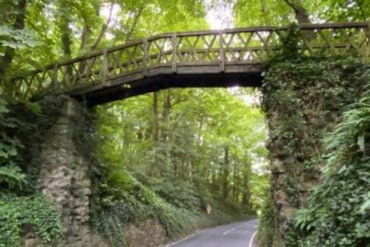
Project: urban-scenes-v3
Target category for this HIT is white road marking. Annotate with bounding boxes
[222,227,236,235]
[248,230,257,247]
[165,232,197,247]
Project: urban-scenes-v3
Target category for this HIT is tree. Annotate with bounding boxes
[0,0,29,78]
[233,0,369,27]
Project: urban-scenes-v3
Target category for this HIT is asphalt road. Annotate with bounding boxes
[167,219,258,247]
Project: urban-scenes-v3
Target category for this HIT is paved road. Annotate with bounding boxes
[167,219,258,247]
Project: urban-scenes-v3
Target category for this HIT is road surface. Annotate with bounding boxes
[167,219,258,247]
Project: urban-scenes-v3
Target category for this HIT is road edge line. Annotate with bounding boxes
[165,232,198,247]
[248,230,257,247]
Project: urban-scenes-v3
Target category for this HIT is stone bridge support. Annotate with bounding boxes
[21,96,107,247]
[37,97,92,246]
[262,58,365,247]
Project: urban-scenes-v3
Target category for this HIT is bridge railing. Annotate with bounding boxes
[7,22,370,99]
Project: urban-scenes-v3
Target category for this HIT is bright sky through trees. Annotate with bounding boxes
[205,0,235,29]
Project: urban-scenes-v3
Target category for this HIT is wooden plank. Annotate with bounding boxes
[176,64,223,74]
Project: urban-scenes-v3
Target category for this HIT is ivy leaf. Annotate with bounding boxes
[357,135,365,153]
[0,149,9,159]
[359,193,370,214]
[1,40,23,49]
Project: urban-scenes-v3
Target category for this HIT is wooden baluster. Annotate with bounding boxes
[219,31,225,72]
[143,39,148,76]
[52,63,58,91]
[102,49,109,86]
[172,33,177,73]
[365,22,370,61]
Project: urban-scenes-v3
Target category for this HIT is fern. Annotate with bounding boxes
[0,164,27,191]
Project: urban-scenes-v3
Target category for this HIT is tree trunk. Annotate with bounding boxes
[152,92,159,144]
[284,0,311,24]
[161,90,171,143]
[222,145,230,200]
[0,0,27,78]
[151,92,159,176]
[232,164,239,203]
[242,174,250,206]
[61,21,72,57]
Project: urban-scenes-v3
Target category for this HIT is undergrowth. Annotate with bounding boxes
[0,194,62,246]
[90,165,245,247]
[256,190,274,247]
[0,96,62,246]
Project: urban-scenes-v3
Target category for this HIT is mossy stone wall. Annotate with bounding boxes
[262,57,367,246]
[18,96,100,247]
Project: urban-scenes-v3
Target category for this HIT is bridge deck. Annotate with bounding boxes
[7,22,370,105]
[75,63,264,105]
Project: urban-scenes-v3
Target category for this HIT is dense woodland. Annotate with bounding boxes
[1,0,370,247]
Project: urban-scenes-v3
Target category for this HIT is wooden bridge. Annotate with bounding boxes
[7,22,370,106]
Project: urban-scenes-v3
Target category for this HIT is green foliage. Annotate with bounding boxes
[148,190,198,237]
[0,26,41,53]
[0,97,62,246]
[0,194,62,247]
[91,167,202,246]
[257,190,275,247]
[262,57,369,246]
[0,96,28,192]
[4,1,369,246]
[0,198,20,247]
[0,165,27,191]
[91,207,126,247]
[91,89,266,244]
[273,23,301,61]
[286,82,370,247]
[148,177,201,212]
[234,0,369,27]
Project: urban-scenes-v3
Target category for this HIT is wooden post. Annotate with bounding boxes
[52,63,58,91]
[362,22,370,62]
[219,31,225,72]
[143,39,148,77]
[172,33,177,73]
[102,49,109,86]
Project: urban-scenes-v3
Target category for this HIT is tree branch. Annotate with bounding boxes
[356,0,367,21]
[90,1,115,50]
[283,0,311,24]
[260,0,266,13]
[79,25,91,51]
[124,6,144,42]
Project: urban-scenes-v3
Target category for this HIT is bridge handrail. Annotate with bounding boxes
[7,22,370,99]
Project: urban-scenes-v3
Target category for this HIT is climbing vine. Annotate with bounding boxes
[286,74,370,247]
[0,194,62,246]
[261,56,368,246]
[0,97,62,246]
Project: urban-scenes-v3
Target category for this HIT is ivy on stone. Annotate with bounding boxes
[261,56,369,246]
[288,81,370,247]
